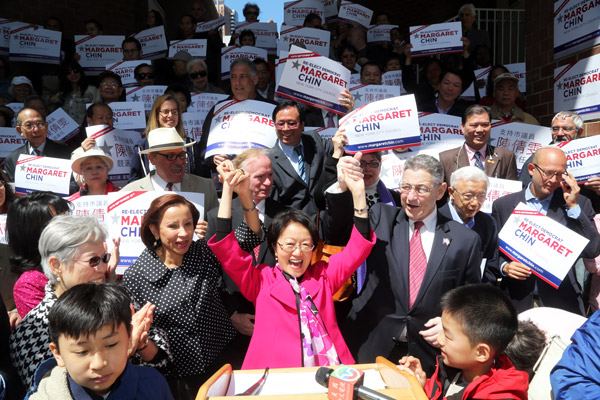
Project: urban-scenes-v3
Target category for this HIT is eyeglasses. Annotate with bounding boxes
[21,121,46,130]
[100,82,120,89]
[399,183,438,196]
[66,68,81,75]
[13,86,31,93]
[74,253,111,268]
[452,188,487,202]
[158,109,179,116]
[277,242,315,254]
[155,152,188,161]
[275,121,299,129]
[360,160,381,168]
[135,72,155,80]
[189,70,207,79]
[533,164,567,180]
[551,126,576,132]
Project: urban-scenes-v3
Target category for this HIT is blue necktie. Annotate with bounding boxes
[294,145,306,181]
[474,151,484,170]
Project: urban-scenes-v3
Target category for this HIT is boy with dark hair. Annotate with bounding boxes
[505,320,546,380]
[27,283,172,399]
[400,284,528,400]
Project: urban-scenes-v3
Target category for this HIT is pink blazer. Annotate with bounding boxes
[208,226,375,370]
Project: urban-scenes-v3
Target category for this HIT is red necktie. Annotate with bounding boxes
[409,221,426,308]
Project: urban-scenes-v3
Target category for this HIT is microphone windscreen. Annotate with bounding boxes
[315,366,333,387]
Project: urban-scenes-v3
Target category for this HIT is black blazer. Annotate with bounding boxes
[325,196,482,374]
[4,139,71,182]
[492,188,600,315]
[439,203,499,284]
[418,101,468,118]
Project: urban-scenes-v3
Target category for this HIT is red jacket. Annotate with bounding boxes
[67,181,119,200]
[425,354,529,400]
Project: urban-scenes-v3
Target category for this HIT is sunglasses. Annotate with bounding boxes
[66,68,81,75]
[136,72,155,80]
[74,253,111,268]
[189,70,207,79]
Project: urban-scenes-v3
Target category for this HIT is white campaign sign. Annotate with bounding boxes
[221,46,268,79]
[0,214,6,244]
[107,102,146,132]
[168,39,207,58]
[338,1,374,29]
[9,27,61,64]
[75,35,125,75]
[86,125,139,182]
[0,127,27,158]
[350,84,401,108]
[554,0,600,59]
[498,202,589,289]
[182,112,205,142]
[14,154,72,196]
[105,60,150,87]
[70,195,108,221]
[382,70,407,94]
[278,26,331,57]
[556,135,600,183]
[340,94,419,153]
[283,0,324,26]
[205,100,277,157]
[367,25,398,44]
[480,177,523,214]
[195,17,227,33]
[0,20,38,55]
[46,108,80,142]
[189,93,229,115]
[132,26,167,59]
[234,22,278,53]
[125,85,168,117]
[409,22,463,57]
[554,53,600,120]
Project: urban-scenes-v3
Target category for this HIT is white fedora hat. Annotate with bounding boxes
[139,127,195,155]
[71,147,114,175]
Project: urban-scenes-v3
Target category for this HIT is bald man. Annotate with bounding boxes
[492,147,600,315]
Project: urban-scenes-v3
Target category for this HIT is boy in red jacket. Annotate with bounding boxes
[399,284,529,400]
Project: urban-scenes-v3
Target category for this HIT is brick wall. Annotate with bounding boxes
[525,0,600,135]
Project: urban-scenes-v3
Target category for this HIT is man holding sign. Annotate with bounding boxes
[492,147,600,315]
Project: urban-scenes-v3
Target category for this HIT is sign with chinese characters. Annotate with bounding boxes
[554,0,600,59]
[71,195,108,222]
[480,177,523,214]
[75,35,125,75]
[125,85,168,117]
[9,26,61,64]
[409,22,463,57]
[182,112,205,142]
[189,92,229,116]
[382,70,407,94]
[350,84,401,108]
[86,125,139,182]
[45,108,79,142]
[14,155,72,196]
[554,53,600,121]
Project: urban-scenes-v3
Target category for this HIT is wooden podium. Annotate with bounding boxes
[196,358,428,400]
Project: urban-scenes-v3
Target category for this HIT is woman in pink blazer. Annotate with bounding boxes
[208,158,375,369]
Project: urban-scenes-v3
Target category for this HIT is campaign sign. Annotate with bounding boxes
[313,127,337,140]
[205,100,277,157]
[489,120,553,172]
[276,45,350,114]
[106,60,150,87]
[0,127,26,158]
[554,0,600,59]
[556,135,600,182]
[480,177,523,214]
[70,195,108,221]
[350,73,361,86]
[125,85,168,117]
[189,92,229,115]
[107,102,146,132]
[278,26,331,57]
[46,108,79,142]
[234,22,278,53]
[221,46,268,79]
[409,22,463,57]
[14,154,72,196]
[507,63,527,95]
[382,70,407,94]
[9,27,61,64]
[350,84,401,108]
[168,39,207,58]
[132,26,167,59]
[461,67,491,101]
[323,0,338,20]
[106,191,205,273]
[75,35,125,75]
[554,53,600,120]
[1,20,37,55]
[0,214,6,244]
[195,17,227,33]
[283,0,324,26]
[5,103,22,127]
[416,113,465,154]
[498,202,589,288]
[338,1,374,29]
[340,94,419,153]
[86,125,139,182]
[367,24,398,44]
[182,112,205,142]
[275,51,289,90]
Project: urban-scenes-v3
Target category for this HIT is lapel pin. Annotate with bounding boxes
[443,238,451,246]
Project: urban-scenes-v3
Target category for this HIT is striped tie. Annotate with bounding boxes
[294,145,306,181]
[474,151,484,170]
[409,221,426,308]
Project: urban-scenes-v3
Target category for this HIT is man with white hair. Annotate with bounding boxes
[458,3,491,53]
[187,59,225,94]
[440,166,499,283]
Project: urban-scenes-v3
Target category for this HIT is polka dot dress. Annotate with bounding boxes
[123,240,236,378]
[366,189,381,210]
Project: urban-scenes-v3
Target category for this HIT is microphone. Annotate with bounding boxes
[315,366,394,400]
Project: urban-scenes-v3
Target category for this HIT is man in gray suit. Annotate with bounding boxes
[121,127,219,213]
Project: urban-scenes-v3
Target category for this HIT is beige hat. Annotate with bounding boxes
[139,127,195,155]
[494,72,519,86]
[71,147,114,175]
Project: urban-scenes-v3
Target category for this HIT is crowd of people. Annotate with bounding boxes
[1,1,600,400]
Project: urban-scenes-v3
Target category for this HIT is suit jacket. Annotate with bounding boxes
[4,139,71,182]
[439,143,519,185]
[418,101,468,118]
[491,188,600,315]
[304,108,340,128]
[120,171,220,214]
[269,131,334,216]
[439,203,499,283]
[326,198,482,374]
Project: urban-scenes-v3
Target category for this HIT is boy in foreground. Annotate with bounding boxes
[27,283,173,400]
[399,284,529,399]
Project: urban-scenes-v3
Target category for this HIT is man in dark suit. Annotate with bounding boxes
[269,100,347,215]
[4,108,71,182]
[440,166,499,283]
[327,154,482,374]
[492,147,600,315]
[439,104,518,186]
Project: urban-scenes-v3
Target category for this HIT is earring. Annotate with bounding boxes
[153,238,162,248]
[55,275,61,282]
